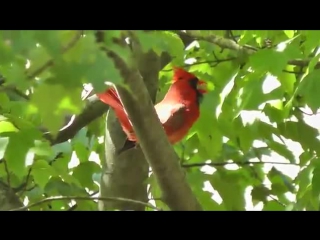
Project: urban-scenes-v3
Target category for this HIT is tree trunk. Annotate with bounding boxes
[98,50,161,211]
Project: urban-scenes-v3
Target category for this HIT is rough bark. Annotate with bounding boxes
[98,32,196,211]
[0,182,25,211]
[98,50,161,211]
[102,39,202,210]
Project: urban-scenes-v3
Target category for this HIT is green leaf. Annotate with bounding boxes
[283,40,304,60]
[135,31,184,64]
[74,200,97,211]
[52,142,72,156]
[251,185,270,203]
[193,90,221,151]
[278,121,320,155]
[45,177,74,196]
[102,30,132,66]
[195,107,222,158]
[312,163,320,197]
[296,69,320,112]
[72,161,101,189]
[185,170,224,210]
[30,83,83,133]
[0,34,14,64]
[0,137,9,159]
[294,185,312,210]
[0,120,19,133]
[50,199,69,211]
[26,186,44,202]
[239,30,256,45]
[197,190,225,211]
[5,132,34,178]
[234,117,255,153]
[51,153,72,172]
[210,169,248,210]
[59,171,82,187]
[283,30,295,39]
[54,33,122,91]
[73,142,89,163]
[301,30,320,55]
[32,159,57,189]
[249,49,289,76]
[26,45,51,78]
[30,140,53,157]
[299,151,313,167]
[266,140,296,164]
[34,30,63,59]
[1,30,37,56]
[263,200,286,211]
[257,121,279,139]
[236,72,266,111]
[3,114,42,134]
[295,164,313,199]
[0,61,28,88]
[72,128,89,146]
[0,93,10,107]
[263,101,284,123]
[268,167,295,193]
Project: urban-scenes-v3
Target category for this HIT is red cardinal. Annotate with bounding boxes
[97,67,207,154]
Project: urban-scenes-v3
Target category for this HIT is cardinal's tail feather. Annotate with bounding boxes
[97,88,133,137]
[97,88,123,110]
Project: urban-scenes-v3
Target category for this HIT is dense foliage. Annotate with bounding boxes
[0,30,319,211]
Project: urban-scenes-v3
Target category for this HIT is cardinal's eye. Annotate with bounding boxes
[189,78,199,89]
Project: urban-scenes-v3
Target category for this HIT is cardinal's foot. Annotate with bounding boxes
[117,139,137,155]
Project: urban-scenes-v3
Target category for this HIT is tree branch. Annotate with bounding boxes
[179,30,320,69]
[105,41,202,211]
[182,160,299,168]
[0,182,25,210]
[43,95,109,145]
[10,195,160,211]
[26,30,83,80]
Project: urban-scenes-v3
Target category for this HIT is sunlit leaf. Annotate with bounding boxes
[5,132,34,178]
[30,83,83,133]
[250,49,289,76]
[263,200,285,211]
[32,159,57,189]
[283,30,295,39]
[297,69,320,112]
[72,161,101,189]
[210,169,249,210]
[0,120,19,133]
[251,185,270,203]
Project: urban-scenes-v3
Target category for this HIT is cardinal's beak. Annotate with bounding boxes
[197,80,208,94]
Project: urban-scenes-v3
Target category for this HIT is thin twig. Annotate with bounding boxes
[191,58,236,67]
[67,190,99,211]
[268,195,286,207]
[0,85,30,100]
[227,30,238,43]
[3,160,11,188]
[160,58,236,72]
[11,195,161,211]
[26,30,83,80]
[182,160,299,168]
[178,31,320,70]
[149,197,164,201]
[15,168,32,196]
[282,70,302,74]
[249,151,287,207]
[297,107,320,116]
